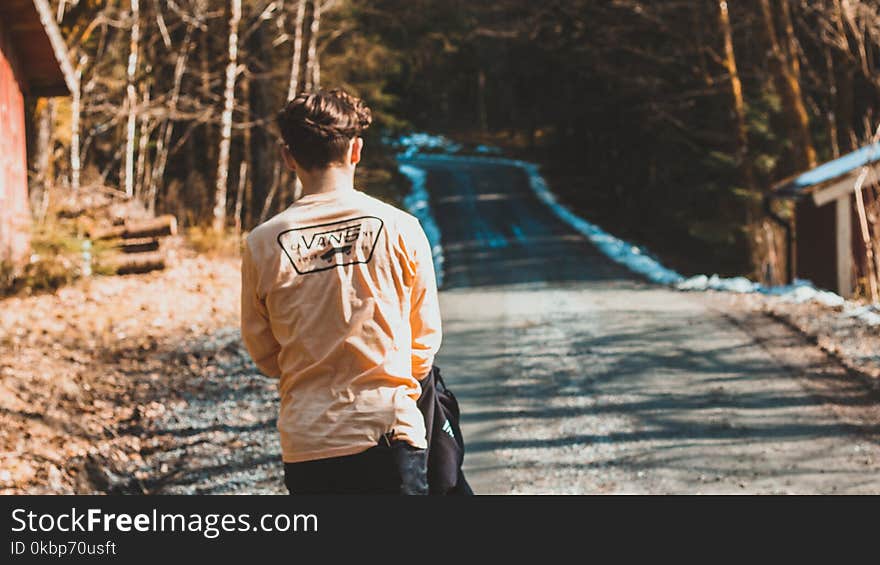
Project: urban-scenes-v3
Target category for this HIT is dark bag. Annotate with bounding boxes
[417,365,473,495]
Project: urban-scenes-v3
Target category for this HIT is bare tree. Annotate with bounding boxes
[149,23,194,213]
[718,1,753,194]
[304,0,321,91]
[213,0,242,233]
[124,0,141,197]
[287,0,307,100]
[70,56,86,192]
[134,83,151,200]
[852,124,880,303]
[234,160,247,234]
[759,0,816,170]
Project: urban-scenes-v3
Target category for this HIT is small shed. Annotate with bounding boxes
[772,143,880,298]
[0,0,73,265]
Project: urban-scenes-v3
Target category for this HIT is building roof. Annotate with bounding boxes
[0,0,74,96]
[773,142,880,207]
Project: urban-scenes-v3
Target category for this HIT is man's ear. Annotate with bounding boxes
[280,144,298,172]
[350,137,363,166]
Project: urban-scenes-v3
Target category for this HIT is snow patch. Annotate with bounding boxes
[843,304,880,326]
[764,280,847,308]
[676,274,758,293]
[675,275,879,325]
[398,163,445,287]
[393,133,462,159]
[519,160,684,285]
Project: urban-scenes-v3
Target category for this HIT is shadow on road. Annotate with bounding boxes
[438,291,880,493]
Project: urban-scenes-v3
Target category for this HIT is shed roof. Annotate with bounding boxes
[0,0,74,96]
[773,142,880,207]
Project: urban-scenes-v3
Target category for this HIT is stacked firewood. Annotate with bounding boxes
[88,215,177,275]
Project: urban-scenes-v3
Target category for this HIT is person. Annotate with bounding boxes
[240,88,442,495]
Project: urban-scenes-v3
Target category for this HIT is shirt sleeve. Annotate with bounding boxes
[408,219,443,380]
[240,241,282,379]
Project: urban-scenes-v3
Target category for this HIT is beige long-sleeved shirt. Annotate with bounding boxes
[241,187,442,463]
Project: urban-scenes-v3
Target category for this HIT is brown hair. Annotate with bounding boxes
[276,89,373,171]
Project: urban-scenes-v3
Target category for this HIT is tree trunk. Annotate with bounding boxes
[852,126,880,302]
[70,57,85,192]
[123,0,140,197]
[31,98,55,214]
[234,161,247,235]
[824,47,840,159]
[759,0,816,170]
[245,18,275,229]
[213,0,242,233]
[694,3,714,87]
[197,14,216,208]
[287,0,307,100]
[830,0,856,154]
[149,24,193,214]
[778,0,800,81]
[854,168,879,302]
[837,63,856,152]
[305,0,321,91]
[134,84,150,201]
[718,1,751,185]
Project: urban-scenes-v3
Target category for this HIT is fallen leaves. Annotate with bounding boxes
[0,242,241,493]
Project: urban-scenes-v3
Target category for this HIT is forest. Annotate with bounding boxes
[18,0,880,295]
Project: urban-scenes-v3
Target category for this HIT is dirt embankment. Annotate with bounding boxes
[712,292,880,383]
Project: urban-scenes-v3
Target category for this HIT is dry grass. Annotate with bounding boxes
[185,226,243,258]
[1,218,116,297]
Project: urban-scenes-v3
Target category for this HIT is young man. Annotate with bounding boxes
[240,89,441,494]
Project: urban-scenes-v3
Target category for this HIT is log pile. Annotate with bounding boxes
[88,215,177,276]
[52,191,178,277]
[90,215,177,241]
[112,252,166,275]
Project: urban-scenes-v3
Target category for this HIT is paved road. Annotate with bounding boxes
[402,155,880,494]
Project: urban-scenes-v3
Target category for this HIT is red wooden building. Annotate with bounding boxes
[0,0,73,265]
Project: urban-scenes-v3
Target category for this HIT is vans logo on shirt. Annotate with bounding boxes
[277,216,384,274]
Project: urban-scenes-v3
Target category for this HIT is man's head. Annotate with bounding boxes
[276,89,373,173]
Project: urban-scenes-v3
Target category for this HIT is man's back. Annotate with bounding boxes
[241,188,441,464]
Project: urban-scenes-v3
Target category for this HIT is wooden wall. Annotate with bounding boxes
[795,198,837,292]
[0,20,31,265]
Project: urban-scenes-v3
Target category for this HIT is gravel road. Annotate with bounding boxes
[146,156,880,494]
[403,155,880,494]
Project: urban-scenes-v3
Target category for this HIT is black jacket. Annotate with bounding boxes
[417,366,473,495]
